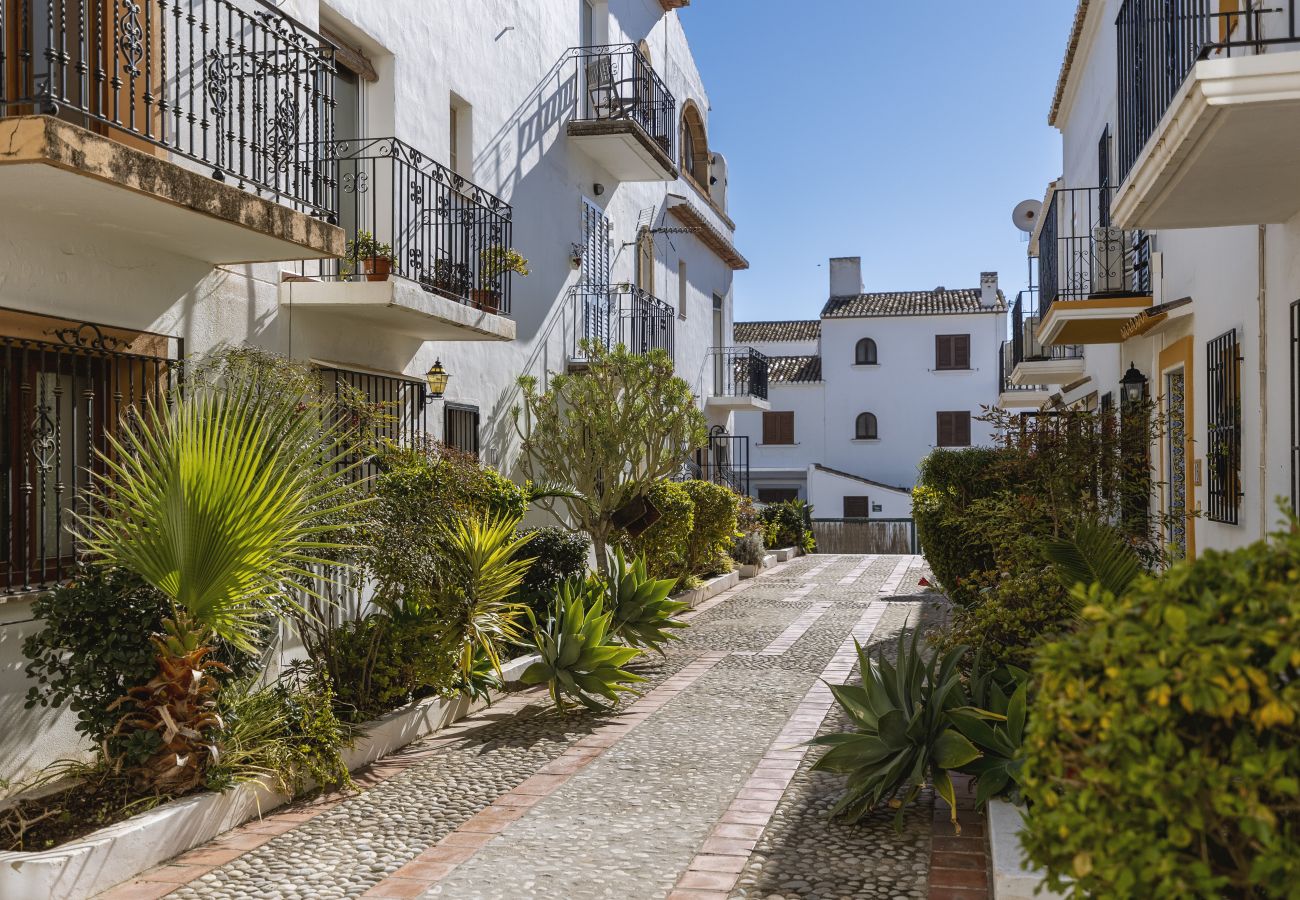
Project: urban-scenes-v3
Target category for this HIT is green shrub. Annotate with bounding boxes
[516,527,590,626]
[731,532,765,566]
[913,448,1008,605]
[761,499,814,552]
[322,614,459,721]
[1021,527,1300,898]
[681,480,739,577]
[626,480,694,579]
[932,568,1078,670]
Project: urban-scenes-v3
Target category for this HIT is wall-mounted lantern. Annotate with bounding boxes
[1120,362,1148,406]
[425,359,450,400]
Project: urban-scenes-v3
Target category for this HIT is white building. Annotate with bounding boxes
[732,257,1006,519]
[0,0,755,786]
[1002,0,1300,561]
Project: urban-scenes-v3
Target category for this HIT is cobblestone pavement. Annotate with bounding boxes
[101,554,983,900]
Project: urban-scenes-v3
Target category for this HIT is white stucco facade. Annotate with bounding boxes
[0,0,747,787]
[1027,0,1300,559]
[732,257,1006,518]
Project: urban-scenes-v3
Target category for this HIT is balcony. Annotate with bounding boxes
[705,347,771,412]
[1115,0,1300,228]
[1009,291,1085,385]
[1035,186,1152,345]
[0,0,342,263]
[568,285,674,366]
[998,342,1051,410]
[284,137,517,343]
[565,44,677,182]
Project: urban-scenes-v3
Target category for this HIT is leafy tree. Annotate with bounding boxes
[513,344,707,574]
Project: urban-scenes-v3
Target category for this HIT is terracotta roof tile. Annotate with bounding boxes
[820,288,1004,319]
[1049,1,1091,126]
[734,320,821,343]
[767,355,822,384]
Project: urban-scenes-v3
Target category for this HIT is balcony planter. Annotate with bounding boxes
[0,654,538,900]
[471,289,501,313]
[362,256,392,282]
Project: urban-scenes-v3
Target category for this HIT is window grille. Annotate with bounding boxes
[1206,329,1242,524]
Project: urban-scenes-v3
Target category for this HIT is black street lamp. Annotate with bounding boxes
[1120,362,1148,406]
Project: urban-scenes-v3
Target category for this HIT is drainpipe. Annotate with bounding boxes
[1259,224,1268,538]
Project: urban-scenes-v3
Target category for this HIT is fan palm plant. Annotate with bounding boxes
[77,378,368,791]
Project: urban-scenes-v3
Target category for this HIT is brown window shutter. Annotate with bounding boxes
[764,411,794,445]
[781,411,794,444]
[937,412,951,446]
[843,496,871,518]
[954,335,970,369]
[763,411,778,444]
[935,335,950,370]
[955,411,971,445]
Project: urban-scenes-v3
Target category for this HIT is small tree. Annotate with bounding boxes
[514,343,707,575]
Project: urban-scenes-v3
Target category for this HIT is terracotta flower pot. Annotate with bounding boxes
[471,289,501,313]
[362,256,392,282]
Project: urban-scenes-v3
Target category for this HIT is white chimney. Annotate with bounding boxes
[980,271,1000,306]
[830,257,863,297]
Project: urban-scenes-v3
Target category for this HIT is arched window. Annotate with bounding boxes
[855,412,878,441]
[680,102,709,186]
[855,338,878,366]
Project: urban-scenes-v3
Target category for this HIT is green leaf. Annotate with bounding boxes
[933,729,981,770]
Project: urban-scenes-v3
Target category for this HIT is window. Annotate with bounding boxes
[449,102,460,175]
[444,403,481,457]
[854,338,878,366]
[680,102,708,186]
[843,496,871,519]
[319,367,432,479]
[678,260,688,319]
[1207,328,1242,524]
[936,411,972,447]
[758,488,799,504]
[855,412,878,441]
[1098,125,1112,226]
[935,334,971,370]
[762,411,795,445]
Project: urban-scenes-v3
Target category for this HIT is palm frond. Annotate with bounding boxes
[1042,519,1143,596]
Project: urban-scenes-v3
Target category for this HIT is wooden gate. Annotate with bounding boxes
[811,519,917,554]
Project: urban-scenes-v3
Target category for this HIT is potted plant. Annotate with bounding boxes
[428,258,473,299]
[346,230,394,282]
[473,247,529,312]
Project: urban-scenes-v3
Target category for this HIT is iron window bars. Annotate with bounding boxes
[0,0,337,216]
[312,136,515,315]
[443,403,480,458]
[568,43,676,159]
[0,322,179,595]
[1011,290,1084,366]
[570,284,675,361]
[318,366,432,483]
[1206,327,1243,524]
[1117,0,1300,182]
[1037,185,1151,320]
[709,346,769,401]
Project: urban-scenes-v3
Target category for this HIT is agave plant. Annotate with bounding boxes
[606,548,688,651]
[77,378,368,792]
[522,577,645,711]
[437,514,536,678]
[950,657,1029,807]
[810,630,989,830]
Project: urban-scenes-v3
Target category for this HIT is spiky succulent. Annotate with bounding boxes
[606,548,688,652]
[522,577,645,711]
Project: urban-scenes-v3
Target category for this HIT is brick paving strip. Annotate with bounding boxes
[927,774,993,900]
[837,555,878,585]
[357,651,731,898]
[668,602,888,899]
[879,554,922,594]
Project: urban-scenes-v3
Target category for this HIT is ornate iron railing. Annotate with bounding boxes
[1037,186,1151,319]
[570,285,675,360]
[693,429,750,496]
[999,341,1047,394]
[0,322,180,595]
[0,0,336,215]
[567,43,675,158]
[1012,291,1084,366]
[311,137,515,314]
[1118,0,1300,181]
[709,346,769,401]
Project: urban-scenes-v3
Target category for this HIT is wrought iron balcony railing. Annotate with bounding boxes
[689,429,751,496]
[709,347,769,401]
[1118,0,1300,182]
[1012,291,1084,366]
[570,285,674,360]
[1037,186,1151,319]
[1000,341,1047,394]
[310,137,514,314]
[0,0,336,215]
[567,43,675,158]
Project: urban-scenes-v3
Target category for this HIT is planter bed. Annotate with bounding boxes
[770,546,801,562]
[672,569,740,610]
[988,799,1066,900]
[0,654,538,900]
[739,554,777,579]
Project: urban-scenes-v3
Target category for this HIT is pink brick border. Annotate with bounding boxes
[669,603,886,899]
[360,651,731,898]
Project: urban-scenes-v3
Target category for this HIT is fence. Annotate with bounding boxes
[811,518,918,555]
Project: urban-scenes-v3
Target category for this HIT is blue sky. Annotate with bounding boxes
[677,1,1076,322]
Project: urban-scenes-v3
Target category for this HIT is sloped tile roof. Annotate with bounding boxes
[1049,1,1091,126]
[821,287,1004,319]
[768,355,822,384]
[734,320,821,343]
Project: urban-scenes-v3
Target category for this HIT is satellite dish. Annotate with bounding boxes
[1012,199,1042,234]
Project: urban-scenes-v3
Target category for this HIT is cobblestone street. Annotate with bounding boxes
[102,554,990,900]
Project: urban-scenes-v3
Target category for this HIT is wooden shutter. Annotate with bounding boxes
[937,411,971,447]
[764,411,793,445]
[953,335,970,369]
[843,496,871,518]
[935,335,951,370]
[937,411,951,446]
[954,411,971,445]
[935,335,971,370]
